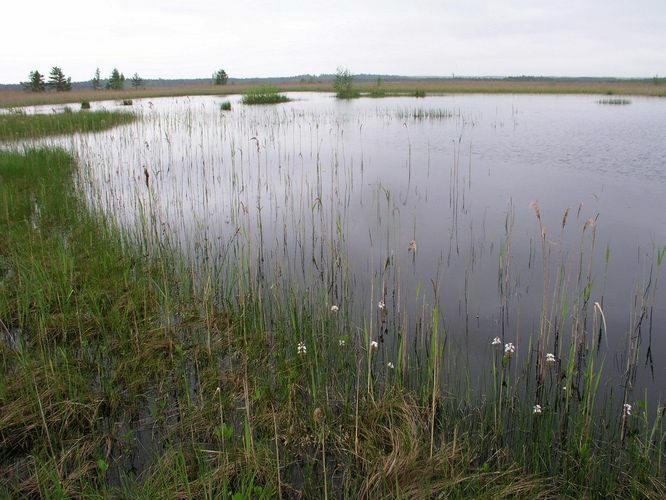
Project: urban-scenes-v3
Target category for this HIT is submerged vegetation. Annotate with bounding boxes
[0,110,135,140]
[0,104,664,497]
[241,85,289,105]
[597,98,632,105]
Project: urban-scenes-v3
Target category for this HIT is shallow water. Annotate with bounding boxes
[10,92,666,401]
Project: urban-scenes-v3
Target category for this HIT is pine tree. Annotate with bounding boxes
[47,67,72,92]
[92,68,101,90]
[107,68,124,90]
[131,73,144,89]
[213,69,228,85]
[23,70,46,92]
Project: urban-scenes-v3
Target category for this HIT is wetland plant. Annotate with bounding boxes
[333,67,360,99]
[0,102,664,498]
[597,98,631,105]
[241,85,289,105]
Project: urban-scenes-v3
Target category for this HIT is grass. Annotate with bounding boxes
[241,85,290,105]
[0,106,664,497]
[0,110,135,140]
[2,78,664,109]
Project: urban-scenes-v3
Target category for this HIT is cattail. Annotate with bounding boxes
[561,207,570,229]
[529,201,541,222]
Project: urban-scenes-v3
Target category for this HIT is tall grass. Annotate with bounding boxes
[0,110,135,140]
[0,101,664,497]
[241,86,290,105]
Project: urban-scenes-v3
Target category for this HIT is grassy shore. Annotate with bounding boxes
[1,78,664,108]
[1,112,664,497]
[0,110,135,140]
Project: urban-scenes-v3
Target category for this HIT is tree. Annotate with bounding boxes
[333,67,358,98]
[23,70,46,92]
[213,69,228,85]
[106,68,124,90]
[131,72,144,89]
[91,68,101,90]
[47,66,72,91]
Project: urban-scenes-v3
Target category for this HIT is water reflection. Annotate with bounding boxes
[8,92,666,400]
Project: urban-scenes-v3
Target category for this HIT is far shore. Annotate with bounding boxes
[1,78,664,108]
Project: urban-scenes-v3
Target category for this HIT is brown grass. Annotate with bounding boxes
[1,79,664,108]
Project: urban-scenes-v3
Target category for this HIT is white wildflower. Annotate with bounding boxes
[387,362,395,369]
[504,343,515,357]
[546,353,556,364]
[338,338,346,347]
[370,340,379,353]
[492,336,501,346]
[330,305,339,313]
[378,300,386,310]
[623,403,632,417]
[533,404,542,415]
[297,341,307,355]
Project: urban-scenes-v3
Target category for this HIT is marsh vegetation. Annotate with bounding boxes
[0,93,664,497]
[241,86,290,105]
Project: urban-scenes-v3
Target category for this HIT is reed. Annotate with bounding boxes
[0,98,663,497]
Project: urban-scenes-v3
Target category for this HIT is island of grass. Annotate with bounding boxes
[0,109,135,140]
[241,85,290,104]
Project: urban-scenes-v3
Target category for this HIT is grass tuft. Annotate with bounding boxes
[0,110,135,140]
[241,86,290,105]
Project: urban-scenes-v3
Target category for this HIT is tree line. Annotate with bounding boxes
[23,67,145,92]
[22,67,231,92]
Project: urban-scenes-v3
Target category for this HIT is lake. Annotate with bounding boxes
[15,92,666,403]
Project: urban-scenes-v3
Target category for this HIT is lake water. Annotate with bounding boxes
[10,92,666,402]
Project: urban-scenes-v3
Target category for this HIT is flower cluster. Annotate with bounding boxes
[387,362,395,369]
[338,338,346,347]
[330,305,339,313]
[504,343,515,358]
[533,404,542,415]
[297,341,307,355]
[378,300,386,311]
[492,336,501,346]
[546,353,556,364]
[623,403,632,417]
[370,340,379,353]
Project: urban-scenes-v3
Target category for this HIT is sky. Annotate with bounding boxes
[2,0,665,84]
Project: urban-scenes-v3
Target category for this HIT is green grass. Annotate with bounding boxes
[0,109,664,497]
[0,110,135,140]
[241,85,290,105]
[367,88,386,98]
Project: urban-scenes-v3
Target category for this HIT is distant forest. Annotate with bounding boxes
[0,74,658,91]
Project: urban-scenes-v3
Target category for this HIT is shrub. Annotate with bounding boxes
[334,67,360,99]
[220,101,232,111]
[81,101,91,110]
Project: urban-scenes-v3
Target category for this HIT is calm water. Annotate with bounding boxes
[11,92,666,400]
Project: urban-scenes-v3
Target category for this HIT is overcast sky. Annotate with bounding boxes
[2,0,664,84]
